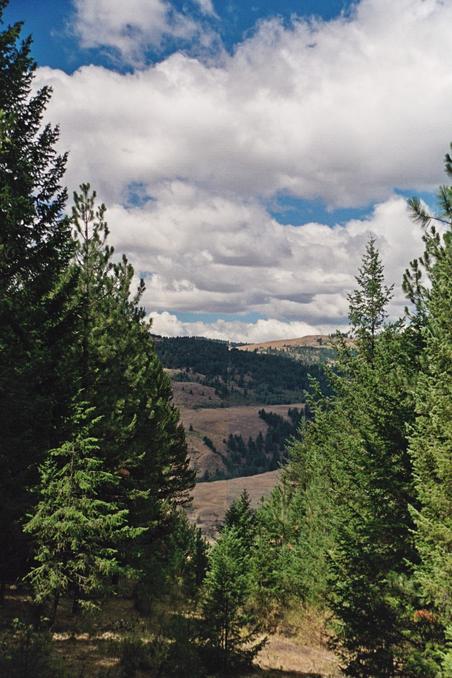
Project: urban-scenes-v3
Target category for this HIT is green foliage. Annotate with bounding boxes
[251,481,306,618]
[0,1,75,587]
[68,184,194,581]
[406,170,452,675]
[201,525,265,674]
[347,236,394,360]
[133,511,208,614]
[0,619,65,678]
[223,490,257,552]
[24,401,139,618]
[275,240,419,676]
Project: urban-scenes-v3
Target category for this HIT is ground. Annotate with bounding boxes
[0,589,340,677]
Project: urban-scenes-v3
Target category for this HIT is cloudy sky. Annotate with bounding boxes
[7,0,452,342]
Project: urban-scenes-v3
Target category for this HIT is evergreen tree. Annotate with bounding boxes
[406,165,452,674]
[282,240,418,676]
[347,236,393,362]
[69,185,194,585]
[0,0,74,593]
[201,526,264,674]
[251,481,306,618]
[24,401,140,621]
[223,490,257,551]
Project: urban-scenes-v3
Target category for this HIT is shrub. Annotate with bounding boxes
[0,619,65,678]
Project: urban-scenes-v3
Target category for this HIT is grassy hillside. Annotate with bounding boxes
[156,335,327,480]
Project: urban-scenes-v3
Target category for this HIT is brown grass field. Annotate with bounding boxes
[180,403,304,477]
[237,335,333,352]
[188,469,281,538]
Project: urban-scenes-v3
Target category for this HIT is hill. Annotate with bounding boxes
[189,469,281,538]
[238,334,333,351]
[154,334,331,480]
[155,334,329,404]
[180,403,304,480]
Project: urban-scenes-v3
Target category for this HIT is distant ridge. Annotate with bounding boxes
[238,334,334,352]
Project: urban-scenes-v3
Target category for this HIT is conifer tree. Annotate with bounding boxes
[406,163,452,674]
[69,185,194,583]
[0,0,74,592]
[24,401,140,621]
[251,481,306,616]
[201,526,264,674]
[282,239,418,676]
[347,236,394,361]
[223,490,257,551]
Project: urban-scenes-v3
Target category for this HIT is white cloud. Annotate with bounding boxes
[194,0,216,17]
[72,0,199,64]
[35,0,450,339]
[43,0,452,207]
[149,312,324,343]
[102,190,424,332]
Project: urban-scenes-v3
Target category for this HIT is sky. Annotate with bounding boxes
[5,0,451,342]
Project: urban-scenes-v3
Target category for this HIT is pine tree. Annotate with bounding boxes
[347,236,394,362]
[406,162,452,674]
[223,490,257,551]
[282,239,418,676]
[24,400,140,621]
[69,185,194,585]
[0,0,74,593]
[250,480,306,617]
[201,526,265,674]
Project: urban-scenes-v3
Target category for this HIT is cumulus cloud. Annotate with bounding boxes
[72,0,200,64]
[43,0,452,206]
[34,0,449,339]
[102,190,424,333]
[149,312,324,343]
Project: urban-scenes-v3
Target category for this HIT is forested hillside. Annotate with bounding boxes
[155,335,323,481]
[0,3,451,677]
[155,334,329,404]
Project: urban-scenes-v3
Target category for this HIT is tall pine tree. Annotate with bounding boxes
[284,239,418,676]
[406,162,452,675]
[69,185,194,588]
[0,0,75,593]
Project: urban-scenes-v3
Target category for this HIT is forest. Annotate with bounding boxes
[155,335,329,404]
[0,3,451,677]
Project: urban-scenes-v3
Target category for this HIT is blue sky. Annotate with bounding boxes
[6,1,354,72]
[5,0,449,342]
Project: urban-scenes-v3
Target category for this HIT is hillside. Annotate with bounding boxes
[155,334,329,404]
[238,334,333,351]
[180,403,304,480]
[155,335,323,479]
[189,469,281,538]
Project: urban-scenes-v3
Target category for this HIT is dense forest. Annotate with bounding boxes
[0,3,451,677]
[156,335,329,404]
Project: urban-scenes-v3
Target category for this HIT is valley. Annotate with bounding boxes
[156,334,332,484]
